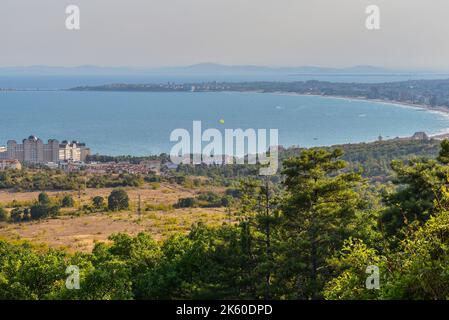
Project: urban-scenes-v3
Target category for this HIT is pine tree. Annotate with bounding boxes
[281,148,364,299]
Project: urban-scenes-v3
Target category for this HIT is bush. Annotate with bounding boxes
[92,196,105,209]
[0,206,8,222]
[38,192,50,205]
[22,208,31,221]
[176,197,196,208]
[30,204,59,220]
[197,192,223,207]
[61,195,74,208]
[108,189,129,211]
[10,208,22,222]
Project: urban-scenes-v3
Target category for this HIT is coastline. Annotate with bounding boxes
[267,91,449,138]
[10,86,449,120]
[4,88,449,147]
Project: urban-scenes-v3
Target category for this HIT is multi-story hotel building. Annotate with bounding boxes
[4,136,59,163]
[0,136,90,163]
[59,140,90,162]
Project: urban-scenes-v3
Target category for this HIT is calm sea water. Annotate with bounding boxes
[0,90,448,156]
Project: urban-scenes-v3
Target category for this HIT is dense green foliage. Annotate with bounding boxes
[282,139,441,182]
[0,169,84,191]
[30,192,60,220]
[2,141,449,300]
[108,189,130,211]
[61,195,75,208]
[92,196,105,210]
[86,173,144,188]
[172,139,442,185]
[0,169,144,191]
[280,149,366,299]
[176,192,230,208]
[0,140,441,195]
[2,192,61,222]
[86,153,169,164]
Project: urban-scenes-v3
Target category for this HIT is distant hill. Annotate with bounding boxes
[0,64,432,76]
[153,64,406,75]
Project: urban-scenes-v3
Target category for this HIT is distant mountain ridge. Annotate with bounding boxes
[0,64,439,76]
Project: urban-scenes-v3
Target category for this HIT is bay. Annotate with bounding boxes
[0,90,448,156]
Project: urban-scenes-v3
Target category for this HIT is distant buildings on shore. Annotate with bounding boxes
[0,135,90,164]
[61,159,162,174]
[0,136,166,174]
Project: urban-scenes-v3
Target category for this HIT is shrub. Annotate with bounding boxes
[197,192,222,207]
[0,206,8,222]
[10,208,22,222]
[38,192,50,205]
[92,196,105,209]
[61,195,74,208]
[176,197,196,208]
[30,204,59,220]
[108,189,129,211]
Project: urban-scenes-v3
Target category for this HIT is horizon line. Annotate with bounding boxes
[0,63,446,73]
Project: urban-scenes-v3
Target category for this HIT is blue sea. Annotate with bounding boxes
[1,90,448,156]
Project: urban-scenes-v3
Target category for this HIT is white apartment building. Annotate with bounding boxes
[0,136,90,164]
[59,140,90,162]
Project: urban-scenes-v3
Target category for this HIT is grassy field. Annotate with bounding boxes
[0,183,228,252]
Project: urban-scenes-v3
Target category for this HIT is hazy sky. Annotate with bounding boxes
[1,0,449,69]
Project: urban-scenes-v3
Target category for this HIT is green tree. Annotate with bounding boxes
[380,158,448,239]
[324,238,384,300]
[382,209,449,299]
[92,196,105,209]
[108,189,129,211]
[281,148,365,299]
[236,178,281,299]
[38,192,50,205]
[61,195,74,208]
[10,208,22,223]
[326,208,449,300]
[437,139,449,164]
[176,197,196,208]
[77,258,133,300]
[22,208,31,221]
[0,241,68,299]
[30,203,59,220]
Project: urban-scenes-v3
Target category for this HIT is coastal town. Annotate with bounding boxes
[0,131,440,174]
[0,135,162,174]
[70,78,449,110]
